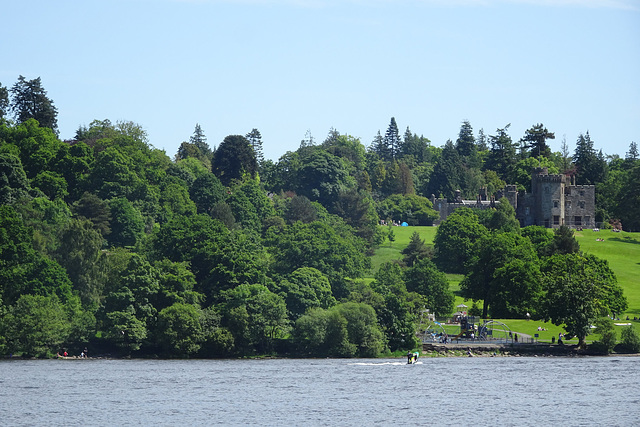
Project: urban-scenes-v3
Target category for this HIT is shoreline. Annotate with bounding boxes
[421,342,640,357]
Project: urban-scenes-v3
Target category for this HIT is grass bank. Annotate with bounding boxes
[367,225,640,338]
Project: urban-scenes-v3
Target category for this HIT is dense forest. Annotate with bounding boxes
[0,76,637,357]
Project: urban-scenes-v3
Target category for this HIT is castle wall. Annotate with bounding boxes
[431,168,596,229]
[563,185,596,228]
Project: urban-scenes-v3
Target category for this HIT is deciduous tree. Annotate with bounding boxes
[211,135,258,186]
[404,258,454,317]
[541,253,627,348]
[433,208,488,274]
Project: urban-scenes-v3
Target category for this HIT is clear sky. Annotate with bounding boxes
[2,0,639,161]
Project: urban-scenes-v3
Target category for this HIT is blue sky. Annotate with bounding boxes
[2,0,638,161]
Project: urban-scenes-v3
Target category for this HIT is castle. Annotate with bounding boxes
[431,167,596,229]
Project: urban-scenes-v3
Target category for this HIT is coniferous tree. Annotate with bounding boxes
[401,231,430,267]
[476,128,488,151]
[10,76,58,134]
[246,128,264,166]
[190,123,211,158]
[520,123,555,158]
[485,125,517,182]
[560,135,572,173]
[299,129,315,150]
[370,130,388,161]
[574,132,606,185]
[455,120,475,158]
[0,82,8,119]
[384,117,401,160]
[427,140,462,200]
[322,127,340,147]
[625,141,638,163]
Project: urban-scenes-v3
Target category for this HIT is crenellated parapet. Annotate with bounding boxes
[430,169,596,229]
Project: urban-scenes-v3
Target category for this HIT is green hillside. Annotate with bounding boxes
[575,229,640,317]
[369,226,640,320]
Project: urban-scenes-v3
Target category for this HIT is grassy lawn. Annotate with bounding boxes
[367,226,437,276]
[574,229,640,317]
[368,225,640,339]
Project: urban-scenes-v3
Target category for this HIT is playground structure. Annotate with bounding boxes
[417,309,516,345]
[452,315,478,340]
[477,320,514,344]
[417,309,447,343]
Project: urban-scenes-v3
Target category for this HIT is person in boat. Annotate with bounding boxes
[412,352,419,363]
[407,351,413,364]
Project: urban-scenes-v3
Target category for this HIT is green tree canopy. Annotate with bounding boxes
[156,302,204,356]
[2,294,70,357]
[267,220,369,299]
[10,76,58,134]
[211,135,258,186]
[379,194,439,226]
[276,267,336,320]
[520,123,555,158]
[460,231,540,318]
[404,258,454,317]
[433,208,488,274]
[541,253,627,348]
[221,283,288,354]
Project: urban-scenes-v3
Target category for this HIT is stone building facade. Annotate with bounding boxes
[431,167,596,229]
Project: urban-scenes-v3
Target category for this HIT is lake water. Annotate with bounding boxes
[1,356,639,426]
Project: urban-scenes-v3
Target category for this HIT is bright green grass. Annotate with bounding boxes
[367,226,437,275]
[368,225,640,336]
[574,229,640,317]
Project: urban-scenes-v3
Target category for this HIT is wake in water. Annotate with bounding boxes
[349,361,423,366]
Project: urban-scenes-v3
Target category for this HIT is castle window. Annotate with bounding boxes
[545,186,550,194]
[553,215,560,225]
[566,200,571,209]
[566,187,571,196]
[579,201,585,209]
[580,190,585,197]
[553,200,559,208]
[574,216,582,226]
[585,216,590,226]
[544,219,550,228]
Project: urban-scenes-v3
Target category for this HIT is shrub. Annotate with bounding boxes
[619,326,640,353]
[592,317,616,354]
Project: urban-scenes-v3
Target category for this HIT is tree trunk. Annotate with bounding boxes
[578,336,587,349]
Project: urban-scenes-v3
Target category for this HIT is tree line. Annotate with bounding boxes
[0,75,638,358]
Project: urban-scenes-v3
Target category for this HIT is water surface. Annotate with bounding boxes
[1,356,638,426]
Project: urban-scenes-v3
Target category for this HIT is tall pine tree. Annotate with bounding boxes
[10,76,58,134]
[384,117,401,161]
[246,128,264,166]
[574,132,606,185]
[520,123,555,158]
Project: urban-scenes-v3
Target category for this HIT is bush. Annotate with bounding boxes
[592,317,616,354]
[619,326,640,353]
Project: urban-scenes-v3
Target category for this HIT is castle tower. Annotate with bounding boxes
[531,167,565,228]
